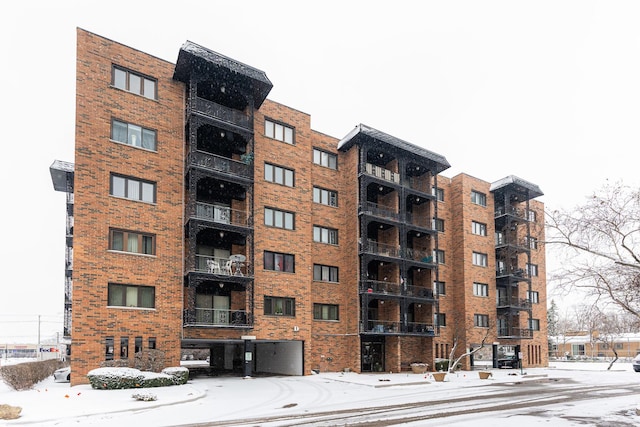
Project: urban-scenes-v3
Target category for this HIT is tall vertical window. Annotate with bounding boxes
[527,209,537,222]
[109,229,155,255]
[264,119,294,144]
[105,337,114,361]
[135,337,143,354]
[527,290,540,304]
[313,187,338,207]
[434,250,445,264]
[313,226,338,245]
[527,236,539,249]
[435,281,446,296]
[120,337,129,359]
[110,174,156,203]
[264,296,295,316]
[148,337,156,350]
[264,208,295,230]
[264,163,294,187]
[111,119,157,151]
[471,221,487,236]
[435,313,446,327]
[529,319,540,331]
[313,264,339,282]
[433,218,445,232]
[313,148,338,169]
[527,263,539,277]
[313,304,339,320]
[471,190,487,206]
[264,251,295,273]
[112,66,157,99]
[474,314,489,327]
[108,284,155,308]
[472,252,488,267]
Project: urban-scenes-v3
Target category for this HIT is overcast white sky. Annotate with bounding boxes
[1,1,639,342]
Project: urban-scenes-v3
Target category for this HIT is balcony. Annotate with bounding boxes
[497,297,532,309]
[363,240,400,258]
[361,280,401,296]
[404,248,433,264]
[183,308,252,328]
[361,202,400,222]
[497,327,533,339]
[191,96,251,130]
[405,284,435,299]
[364,163,400,184]
[195,202,249,227]
[187,150,252,180]
[195,254,250,277]
[361,320,436,336]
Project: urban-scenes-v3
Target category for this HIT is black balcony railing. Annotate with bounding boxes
[496,297,532,309]
[361,320,435,336]
[192,97,251,130]
[188,150,252,179]
[497,327,533,338]
[183,308,252,328]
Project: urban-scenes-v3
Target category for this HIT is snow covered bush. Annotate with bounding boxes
[87,367,186,390]
[131,391,157,401]
[162,366,189,385]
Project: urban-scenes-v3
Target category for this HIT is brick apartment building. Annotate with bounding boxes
[50,28,547,385]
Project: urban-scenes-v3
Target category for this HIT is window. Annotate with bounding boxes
[433,218,445,232]
[313,148,338,169]
[435,281,446,296]
[432,187,444,202]
[264,163,294,187]
[471,190,487,206]
[110,174,156,203]
[112,66,156,99]
[527,290,539,304]
[109,229,155,255]
[264,251,295,273]
[313,226,338,245]
[120,337,129,359]
[313,264,339,282]
[105,337,114,361]
[313,303,339,321]
[264,208,295,230]
[264,296,295,316]
[435,249,445,264]
[527,237,539,249]
[111,119,157,151]
[108,283,155,309]
[135,336,143,354]
[148,337,156,350]
[472,252,488,267]
[313,187,338,207]
[527,209,537,222]
[435,313,446,327]
[527,263,539,277]
[264,119,294,144]
[472,221,487,236]
[473,282,489,297]
[474,314,489,328]
[529,318,540,331]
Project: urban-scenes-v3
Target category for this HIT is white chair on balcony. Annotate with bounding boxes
[224,259,233,275]
[207,259,221,274]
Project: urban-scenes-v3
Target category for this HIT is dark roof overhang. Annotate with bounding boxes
[490,175,544,199]
[337,124,451,174]
[173,41,273,108]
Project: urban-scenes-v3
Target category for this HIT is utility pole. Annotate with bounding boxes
[37,315,41,360]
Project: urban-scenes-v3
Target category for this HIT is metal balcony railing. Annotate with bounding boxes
[194,254,249,277]
[364,239,401,257]
[361,201,400,221]
[496,297,532,309]
[183,308,252,327]
[188,150,252,179]
[361,280,401,296]
[497,327,533,338]
[364,163,400,184]
[195,202,249,227]
[192,96,251,130]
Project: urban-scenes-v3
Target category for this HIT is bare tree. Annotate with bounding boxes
[446,323,491,373]
[595,310,625,370]
[546,181,640,320]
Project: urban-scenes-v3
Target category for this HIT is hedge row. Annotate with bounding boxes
[87,367,189,390]
[0,359,65,391]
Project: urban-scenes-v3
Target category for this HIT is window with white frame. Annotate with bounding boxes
[109,228,155,255]
[313,264,339,282]
[472,252,488,267]
[435,249,445,264]
[434,218,445,232]
[529,318,540,331]
[471,190,487,206]
[313,303,339,321]
[112,66,157,99]
[472,221,487,236]
[110,174,156,203]
[527,209,537,222]
[432,187,444,201]
[527,236,539,249]
[313,187,338,207]
[473,282,489,297]
[264,163,294,187]
[313,148,337,169]
[474,314,489,327]
[527,263,539,277]
[313,226,338,245]
[264,208,295,230]
[264,119,294,144]
[527,290,540,304]
[108,283,155,308]
[111,120,157,151]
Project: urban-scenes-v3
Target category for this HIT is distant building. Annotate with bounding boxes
[550,333,640,359]
[50,28,547,385]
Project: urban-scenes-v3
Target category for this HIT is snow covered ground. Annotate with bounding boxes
[1,360,639,426]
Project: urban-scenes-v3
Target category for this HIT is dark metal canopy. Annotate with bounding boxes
[173,41,273,108]
[337,124,451,174]
[490,175,544,199]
